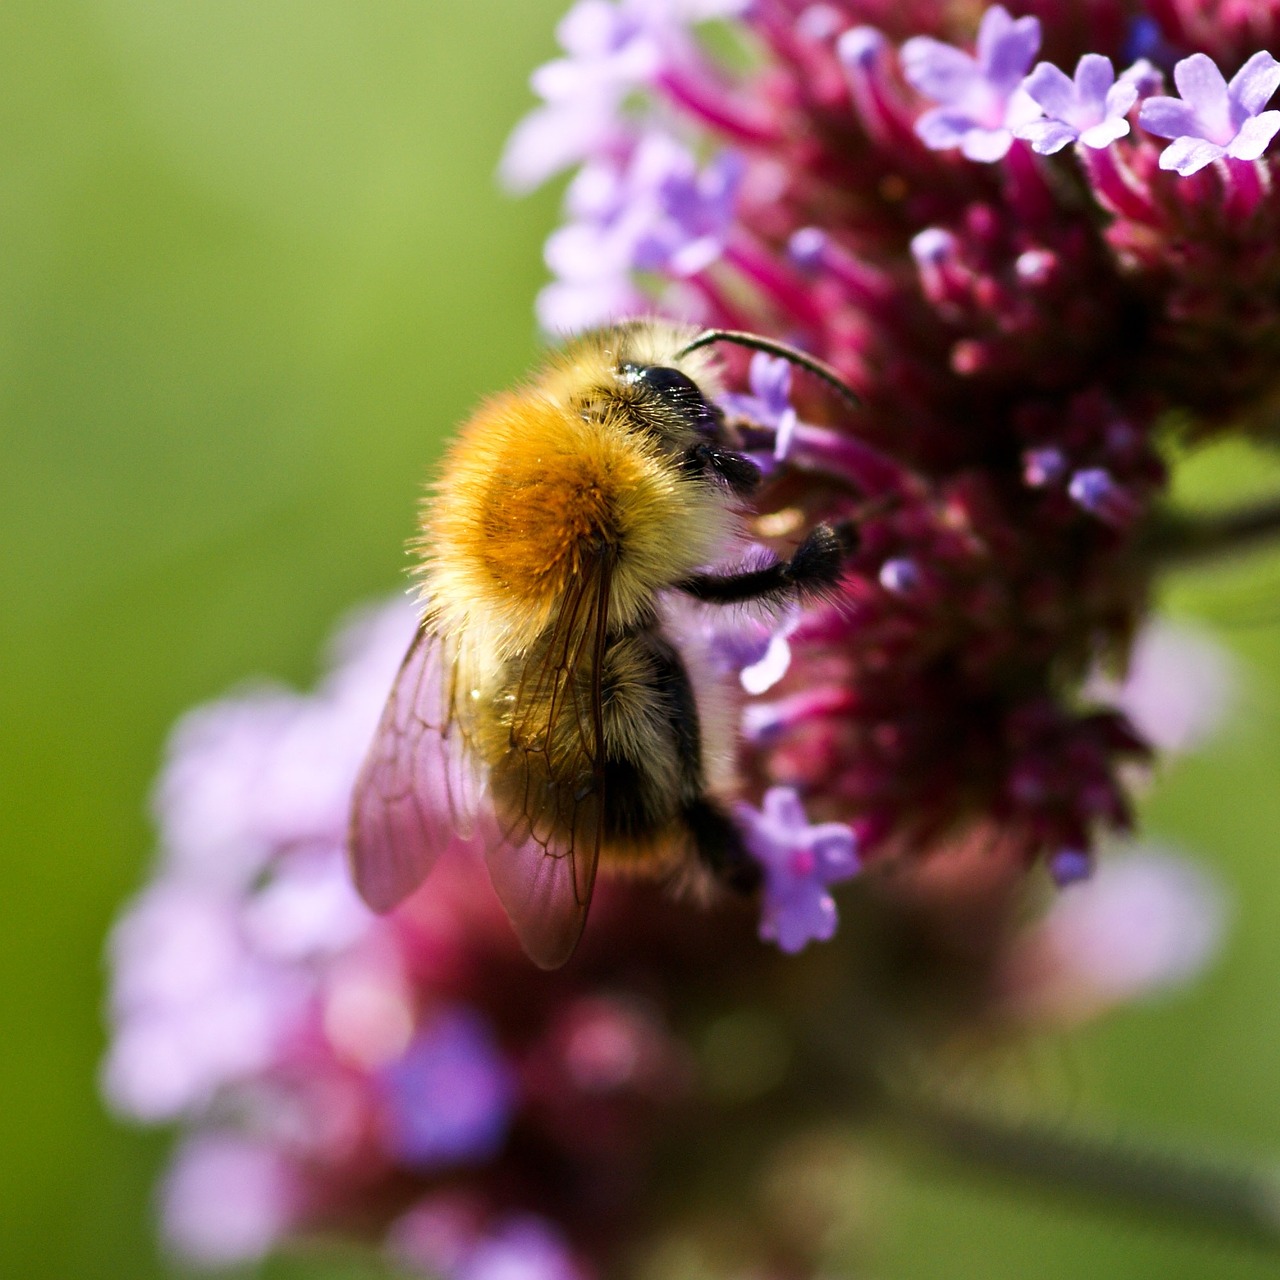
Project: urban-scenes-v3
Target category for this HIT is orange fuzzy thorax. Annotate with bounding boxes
[421,360,736,658]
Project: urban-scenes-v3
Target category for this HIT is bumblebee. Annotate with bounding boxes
[349,320,856,967]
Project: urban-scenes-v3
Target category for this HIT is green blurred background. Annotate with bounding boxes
[5,3,1280,1277]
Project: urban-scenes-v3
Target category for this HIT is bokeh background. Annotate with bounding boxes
[6,2,1280,1277]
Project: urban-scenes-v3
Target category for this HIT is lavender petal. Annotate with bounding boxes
[1102,79,1139,121]
[978,10,1040,91]
[1017,118,1079,155]
[763,786,809,831]
[1075,54,1116,110]
[1158,134,1226,176]
[1228,50,1280,116]
[1119,57,1163,97]
[1138,96,1200,141]
[1227,110,1280,161]
[1078,116,1131,149]
[960,125,1015,162]
[1023,62,1075,119]
[1172,53,1230,128]
[914,107,983,151]
[499,103,619,193]
[900,38,979,102]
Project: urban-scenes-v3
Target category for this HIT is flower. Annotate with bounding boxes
[108,1,1280,1267]
[1005,848,1227,1025]
[538,133,742,332]
[901,5,1042,161]
[720,351,799,464]
[379,1009,517,1170]
[1088,619,1238,756]
[498,0,749,193]
[737,787,860,953]
[1139,51,1280,175]
[1016,54,1142,154]
[160,1134,304,1266]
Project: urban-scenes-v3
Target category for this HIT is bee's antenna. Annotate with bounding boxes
[676,329,861,409]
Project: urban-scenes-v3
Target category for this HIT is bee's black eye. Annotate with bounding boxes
[629,364,702,401]
[621,363,723,434]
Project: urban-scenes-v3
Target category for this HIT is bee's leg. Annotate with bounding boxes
[676,521,855,608]
[636,631,763,895]
[681,442,761,496]
[684,796,762,895]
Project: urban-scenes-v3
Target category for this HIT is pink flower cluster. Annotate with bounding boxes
[505,0,1280,886]
[101,1,1264,1273]
[103,602,1226,1277]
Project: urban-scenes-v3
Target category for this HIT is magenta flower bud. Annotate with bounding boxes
[1068,467,1141,526]
[1049,848,1095,887]
[1023,446,1067,487]
[878,556,922,594]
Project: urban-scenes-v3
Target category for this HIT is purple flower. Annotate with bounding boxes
[1139,51,1280,176]
[391,1200,589,1280]
[1068,467,1140,526]
[686,595,800,695]
[160,1133,302,1266]
[498,2,658,194]
[1022,446,1068,487]
[538,134,742,333]
[458,1217,588,1280]
[379,1008,517,1171]
[737,787,859,953]
[720,352,798,463]
[1015,55,1142,155]
[499,0,748,193]
[153,597,418,891]
[878,556,922,595]
[1048,847,1093,887]
[1027,848,1227,1015]
[901,5,1042,162]
[1087,620,1238,756]
[102,882,312,1121]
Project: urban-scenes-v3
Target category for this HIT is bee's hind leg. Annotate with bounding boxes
[684,796,762,896]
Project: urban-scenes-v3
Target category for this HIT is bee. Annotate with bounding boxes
[348,319,858,968]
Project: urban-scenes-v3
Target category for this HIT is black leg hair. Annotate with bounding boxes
[684,796,762,895]
[682,441,761,496]
[678,521,855,607]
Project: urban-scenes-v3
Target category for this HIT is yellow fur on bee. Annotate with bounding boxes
[422,382,734,656]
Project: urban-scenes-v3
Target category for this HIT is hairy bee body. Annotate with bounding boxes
[427,323,747,885]
[423,324,734,653]
[349,319,850,967]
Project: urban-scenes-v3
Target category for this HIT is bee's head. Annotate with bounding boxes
[619,362,723,437]
[618,361,760,497]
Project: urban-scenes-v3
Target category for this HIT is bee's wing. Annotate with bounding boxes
[482,556,612,969]
[348,622,484,913]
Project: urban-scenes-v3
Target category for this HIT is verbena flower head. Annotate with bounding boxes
[105,1,1266,1273]
[105,591,1229,1274]
[509,0,1280,891]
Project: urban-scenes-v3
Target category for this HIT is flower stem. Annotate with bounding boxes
[883,1093,1280,1247]
[1149,495,1280,566]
